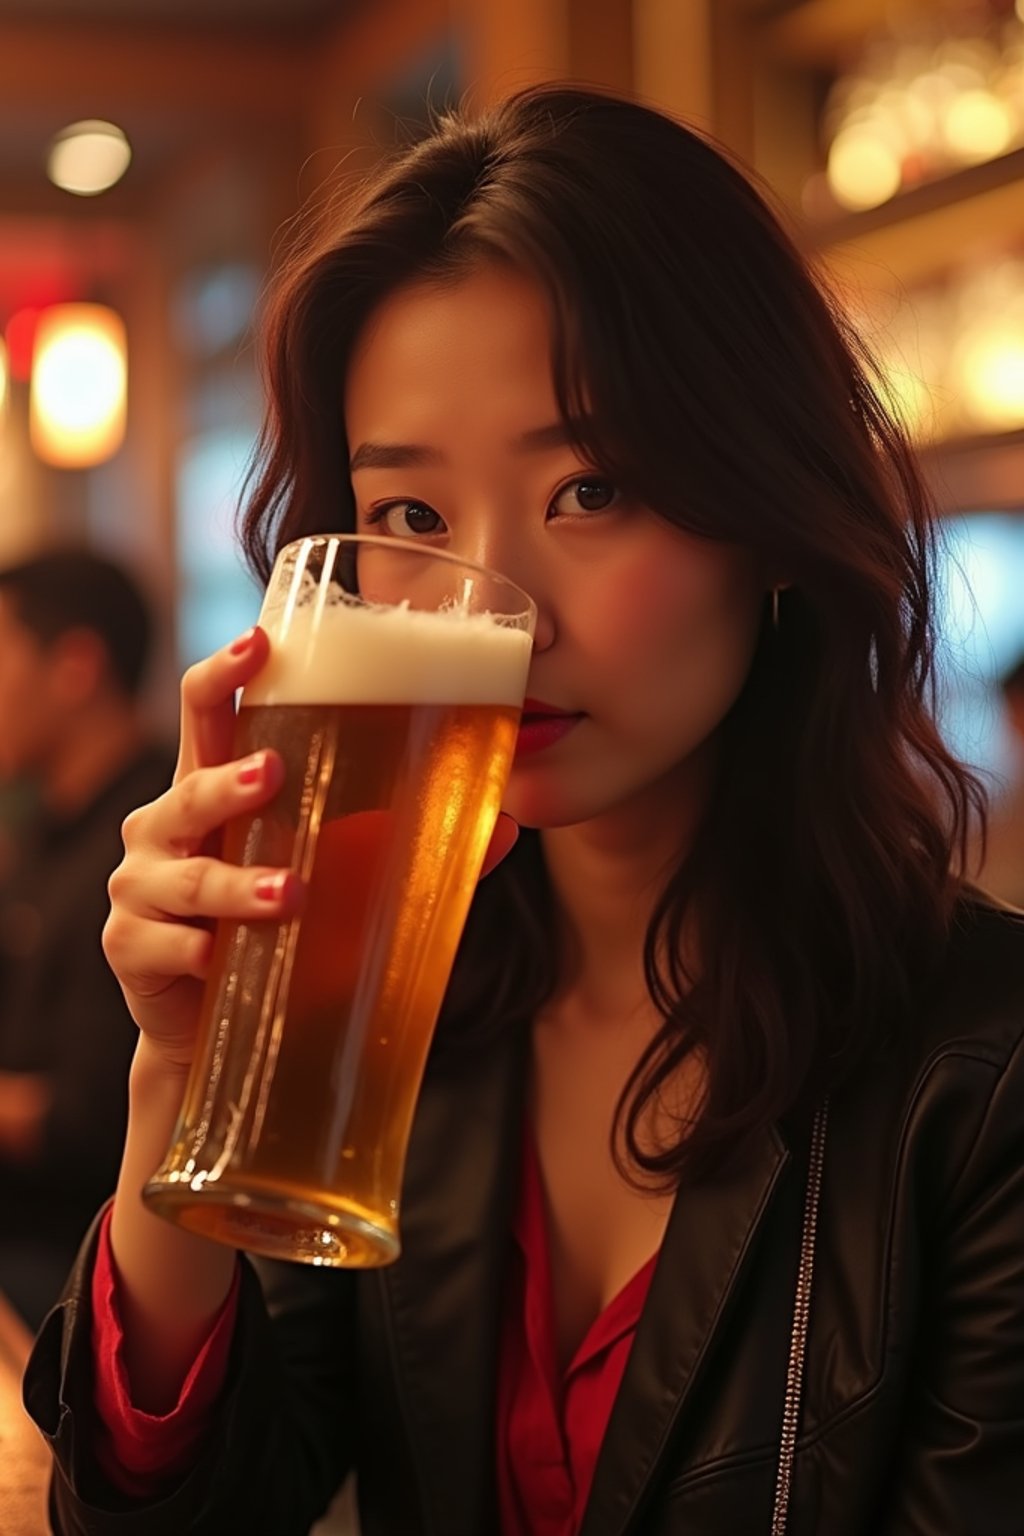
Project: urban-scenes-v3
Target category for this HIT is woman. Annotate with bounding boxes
[23,86,1024,1536]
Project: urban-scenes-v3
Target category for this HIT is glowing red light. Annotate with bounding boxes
[5,308,41,382]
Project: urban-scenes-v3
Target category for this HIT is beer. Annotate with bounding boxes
[144,565,533,1267]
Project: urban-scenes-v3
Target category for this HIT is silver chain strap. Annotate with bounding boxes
[770,1097,829,1536]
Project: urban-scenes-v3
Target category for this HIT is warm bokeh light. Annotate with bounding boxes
[956,326,1024,431]
[5,308,41,382]
[877,358,937,441]
[816,14,1024,211]
[847,259,1024,445]
[30,304,127,467]
[943,89,1014,164]
[826,126,901,210]
[0,337,8,415]
[47,120,132,197]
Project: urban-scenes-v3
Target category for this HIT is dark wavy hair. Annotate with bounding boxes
[240,85,984,1185]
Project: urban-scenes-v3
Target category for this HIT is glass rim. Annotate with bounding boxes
[273,532,537,624]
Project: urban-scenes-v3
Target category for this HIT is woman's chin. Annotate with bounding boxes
[502,779,615,831]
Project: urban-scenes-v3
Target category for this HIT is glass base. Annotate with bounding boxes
[142,1178,399,1268]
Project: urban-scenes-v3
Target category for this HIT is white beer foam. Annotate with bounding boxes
[244,594,533,707]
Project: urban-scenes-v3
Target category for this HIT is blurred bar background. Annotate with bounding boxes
[0,0,1021,878]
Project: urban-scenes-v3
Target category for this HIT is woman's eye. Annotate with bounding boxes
[550,477,620,518]
[368,501,447,538]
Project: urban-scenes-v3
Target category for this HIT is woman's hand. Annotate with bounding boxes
[103,626,303,1073]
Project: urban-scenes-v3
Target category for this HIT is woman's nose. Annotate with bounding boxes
[488,561,556,654]
[455,527,555,652]
[527,606,555,652]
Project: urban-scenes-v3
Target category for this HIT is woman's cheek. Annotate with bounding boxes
[586,549,736,660]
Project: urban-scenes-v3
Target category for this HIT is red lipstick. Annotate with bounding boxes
[515,698,584,757]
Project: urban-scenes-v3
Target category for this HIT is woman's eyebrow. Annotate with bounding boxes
[349,441,445,472]
[514,420,591,452]
[349,420,591,472]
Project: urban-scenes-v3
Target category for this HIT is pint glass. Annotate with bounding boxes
[143,534,535,1266]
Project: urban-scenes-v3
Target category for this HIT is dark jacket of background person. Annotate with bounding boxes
[0,549,174,1327]
[0,746,173,1322]
[22,894,1024,1536]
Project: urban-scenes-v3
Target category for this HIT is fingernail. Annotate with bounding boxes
[254,872,290,902]
[229,627,257,656]
[237,752,265,786]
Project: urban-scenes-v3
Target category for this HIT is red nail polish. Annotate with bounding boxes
[254,872,288,902]
[229,627,257,656]
[237,753,264,786]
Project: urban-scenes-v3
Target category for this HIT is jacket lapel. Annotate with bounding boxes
[579,1125,790,1536]
[379,1021,528,1534]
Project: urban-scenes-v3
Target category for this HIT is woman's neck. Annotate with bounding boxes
[540,747,714,1021]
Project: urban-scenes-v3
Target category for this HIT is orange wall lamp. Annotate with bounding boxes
[28,303,127,468]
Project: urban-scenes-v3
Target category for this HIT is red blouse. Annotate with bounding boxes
[497,1131,658,1536]
[91,1137,657,1534]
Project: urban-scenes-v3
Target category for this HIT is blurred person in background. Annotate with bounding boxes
[976,653,1024,910]
[0,549,173,1328]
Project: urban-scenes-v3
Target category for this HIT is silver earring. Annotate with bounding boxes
[772,587,780,631]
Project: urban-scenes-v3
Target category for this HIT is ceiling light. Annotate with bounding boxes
[47,120,132,197]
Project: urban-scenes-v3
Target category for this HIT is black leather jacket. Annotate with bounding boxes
[23,895,1024,1535]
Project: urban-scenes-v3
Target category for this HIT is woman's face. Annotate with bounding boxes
[344,264,766,830]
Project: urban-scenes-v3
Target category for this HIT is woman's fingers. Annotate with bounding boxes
[110,854,304,925]
[176,625,271,779]
[103,915,216,991]
[130,751,285,859]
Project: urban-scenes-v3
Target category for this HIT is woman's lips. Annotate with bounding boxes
[515,710,584,757]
